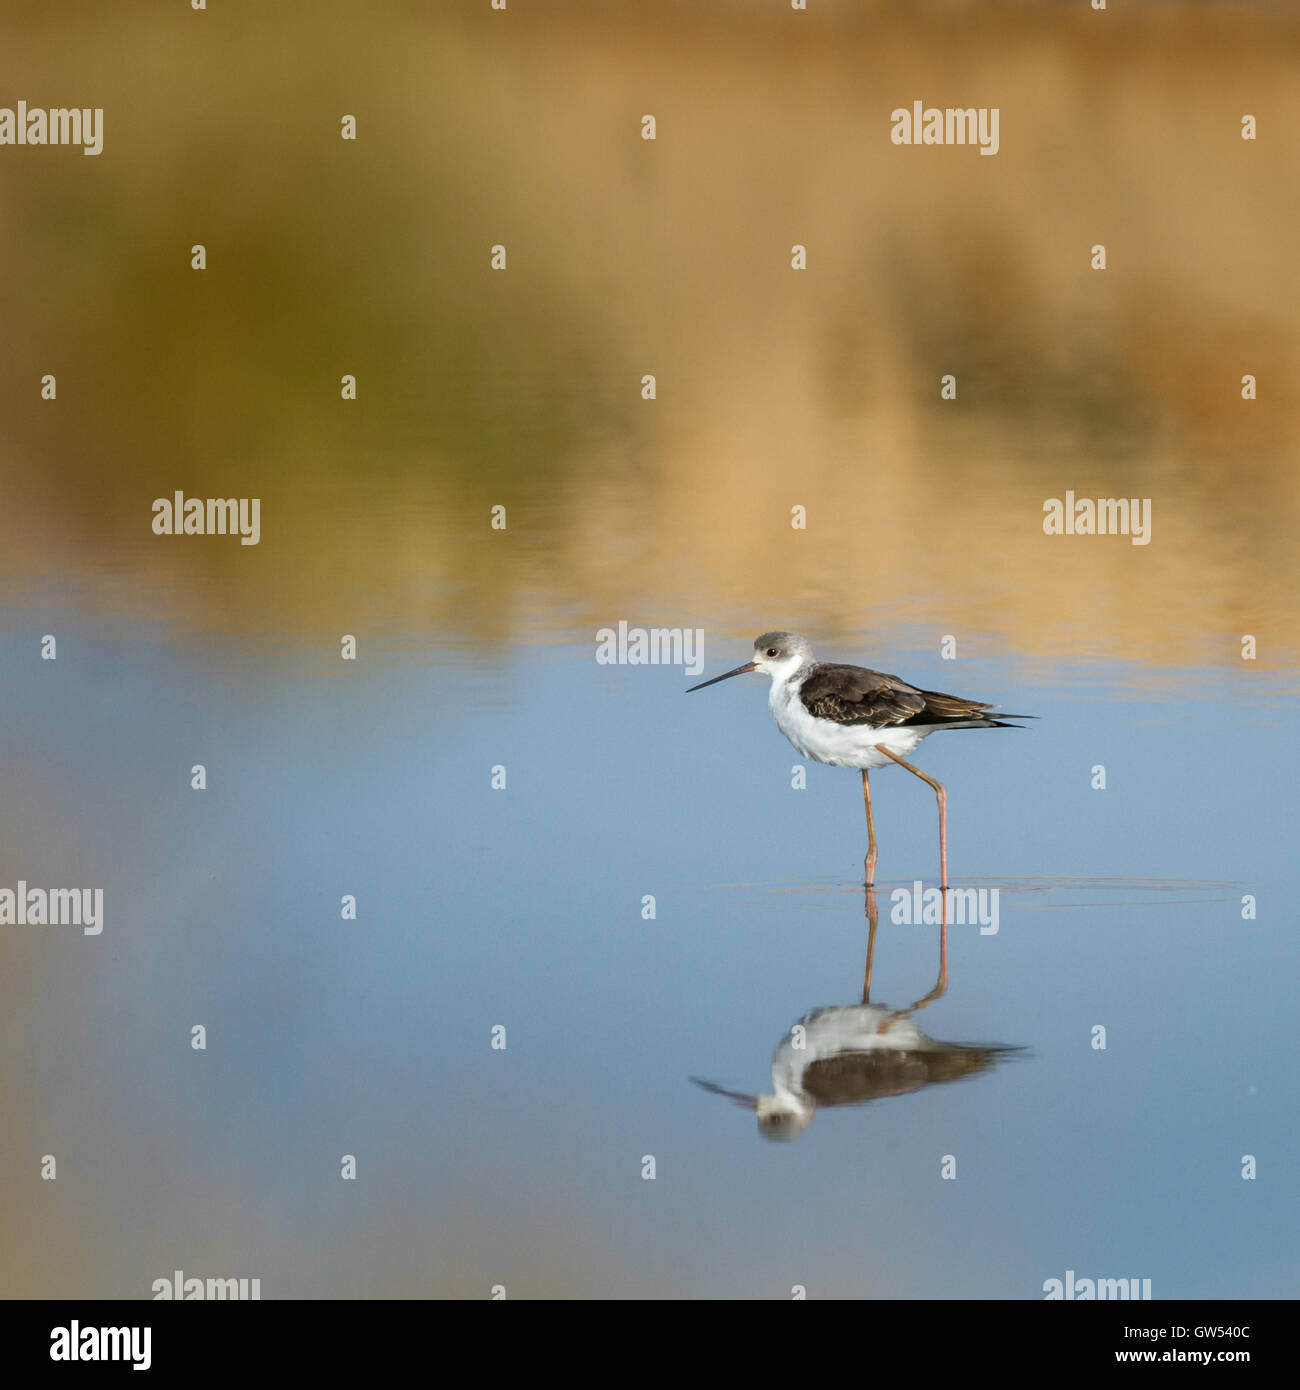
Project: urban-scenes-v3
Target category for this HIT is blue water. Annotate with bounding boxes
[0,627,1294,1297]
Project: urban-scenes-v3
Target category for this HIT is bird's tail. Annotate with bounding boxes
[927,714,1035,731]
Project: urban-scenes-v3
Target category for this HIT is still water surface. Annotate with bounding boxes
[3,0,1297,1300]
[2,625,1293,1297]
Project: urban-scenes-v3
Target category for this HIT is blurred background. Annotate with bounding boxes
[1,0,1296,1298]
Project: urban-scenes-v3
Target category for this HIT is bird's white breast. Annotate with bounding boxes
[770,1005,934,1097]
[768,676,926,769]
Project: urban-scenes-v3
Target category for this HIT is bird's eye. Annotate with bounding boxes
[766,648,778,657]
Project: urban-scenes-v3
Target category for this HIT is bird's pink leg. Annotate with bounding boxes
[860,768,879,887]
[907,883,949,1013]
[874,747,948,890]
[937,879,949,994]
[861,884,879,1003]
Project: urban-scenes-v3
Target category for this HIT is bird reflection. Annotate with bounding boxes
[693,887,1024,1141]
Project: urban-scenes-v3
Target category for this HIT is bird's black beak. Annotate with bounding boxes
[690,1077,759,1110]
[686,660,757,693]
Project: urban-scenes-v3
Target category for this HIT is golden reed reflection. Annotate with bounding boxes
[1,3,1296,670]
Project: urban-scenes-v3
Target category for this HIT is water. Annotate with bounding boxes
[2,0,1297,1301]
[1,632,1294,1297]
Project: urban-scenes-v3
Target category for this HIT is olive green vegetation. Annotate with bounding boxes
[2,0,1296,665]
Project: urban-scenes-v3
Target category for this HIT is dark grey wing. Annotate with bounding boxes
[802,1044,1023,1108]
[798,664,927,727]
[900,688,998,726]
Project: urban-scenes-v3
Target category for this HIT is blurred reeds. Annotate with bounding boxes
[1,0,1295,668]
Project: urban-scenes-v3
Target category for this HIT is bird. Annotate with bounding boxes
[686,631,1031,887]
[692,884,1023,1141]
[693,1004,1020,1141]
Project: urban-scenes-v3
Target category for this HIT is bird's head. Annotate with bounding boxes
[755,1092,814,1142]
[692,1077,815,1141]
[751,632,813,680]
[686,631,813,692]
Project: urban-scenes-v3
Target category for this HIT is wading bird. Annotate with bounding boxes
[692,885,1023,1141]
[687,632,1030,887]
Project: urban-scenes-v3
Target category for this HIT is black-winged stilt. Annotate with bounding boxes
[687,632,1031,887]
[692,886,1022,1140]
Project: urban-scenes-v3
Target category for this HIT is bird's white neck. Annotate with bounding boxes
[766,658,811,706]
